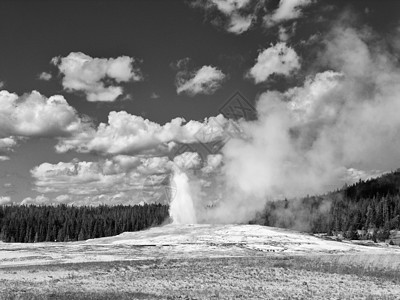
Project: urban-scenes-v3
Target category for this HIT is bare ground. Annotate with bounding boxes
[1,225,400,299]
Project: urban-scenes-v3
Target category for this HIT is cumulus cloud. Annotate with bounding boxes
[31,155,177,205]
[175,60,227,96]
[0,196,12,205]
[52,52,143,102]
[191,0,311,34]
[56,111,236,156]
[247,42,300,83]
[0,137,17,151]
[0,90,87,138]
[55,194,71,204]
[173,152,202,170]
[190,0,262,34]
[265,0,313,27]
[31,149,226,206]
[137,156,172,175]
[38,72,52,81]
[226,14,254,34]
[21,195,50,206]
[0,90,89,153]
[32,159,141,202]
[209,0,250,15]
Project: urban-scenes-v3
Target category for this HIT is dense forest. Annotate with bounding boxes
[258,170,400,241]
[0,204,169,243]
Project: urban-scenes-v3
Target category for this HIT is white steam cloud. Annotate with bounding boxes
[170,19,400,224]
[169,166,197,224]
[211,23,400,222]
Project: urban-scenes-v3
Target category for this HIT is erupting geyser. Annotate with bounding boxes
[169,166,197,224]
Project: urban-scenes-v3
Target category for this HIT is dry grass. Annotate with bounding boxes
[0,255,399,300]
[297,254,400,283]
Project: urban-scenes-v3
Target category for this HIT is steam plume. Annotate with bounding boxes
[212,21,400,223]
[174,17,400,225]
[169,166,197,224]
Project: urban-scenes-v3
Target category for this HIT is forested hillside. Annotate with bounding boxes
[259,170,400,241]
[0,204,169,243]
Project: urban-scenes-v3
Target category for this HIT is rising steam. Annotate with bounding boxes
[169,15,400,225]
[169,166,197,224]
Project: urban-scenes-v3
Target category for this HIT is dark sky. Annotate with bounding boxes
[0,0,399,204]
[1,0,398,123]
[1,0,264,123]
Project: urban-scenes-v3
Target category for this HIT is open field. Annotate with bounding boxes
[0,225,400,299]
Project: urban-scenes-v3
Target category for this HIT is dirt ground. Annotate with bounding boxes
[1,225,400,299]
[0,255,399,300]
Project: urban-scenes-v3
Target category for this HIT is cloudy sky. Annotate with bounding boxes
[1,0,400,210]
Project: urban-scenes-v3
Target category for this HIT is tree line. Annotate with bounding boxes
[0,204,169,243]
[257,170,400,241]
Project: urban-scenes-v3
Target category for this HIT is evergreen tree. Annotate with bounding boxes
[0,204,169,243]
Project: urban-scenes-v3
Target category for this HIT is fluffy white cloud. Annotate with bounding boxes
[248,43,300,83]
[176,65,226,96]
[191,0,257,34]
[38,72,52,81]
[32,159,140,196]
[0,87,102,162]
[0,137,17,151]
[55,194,71,204]
[31,149,227,206]
[56,111,235,156]
[52,52,143,102]
[21,195,50,206]
[173,152,201,170]
[0,91,89,154]
[31,155,178,205]
[226,14,254,34]
[265,0,312,26]
[112,155,141,171]
[0,90,86,138]
[0,196,12,205]
[211,0,250,14]
[137,157,172,174]
[191,0,311,34]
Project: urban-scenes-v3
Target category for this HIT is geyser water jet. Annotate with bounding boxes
[169,166,197,224]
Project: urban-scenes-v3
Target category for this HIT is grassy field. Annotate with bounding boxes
[0,254,399,300]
